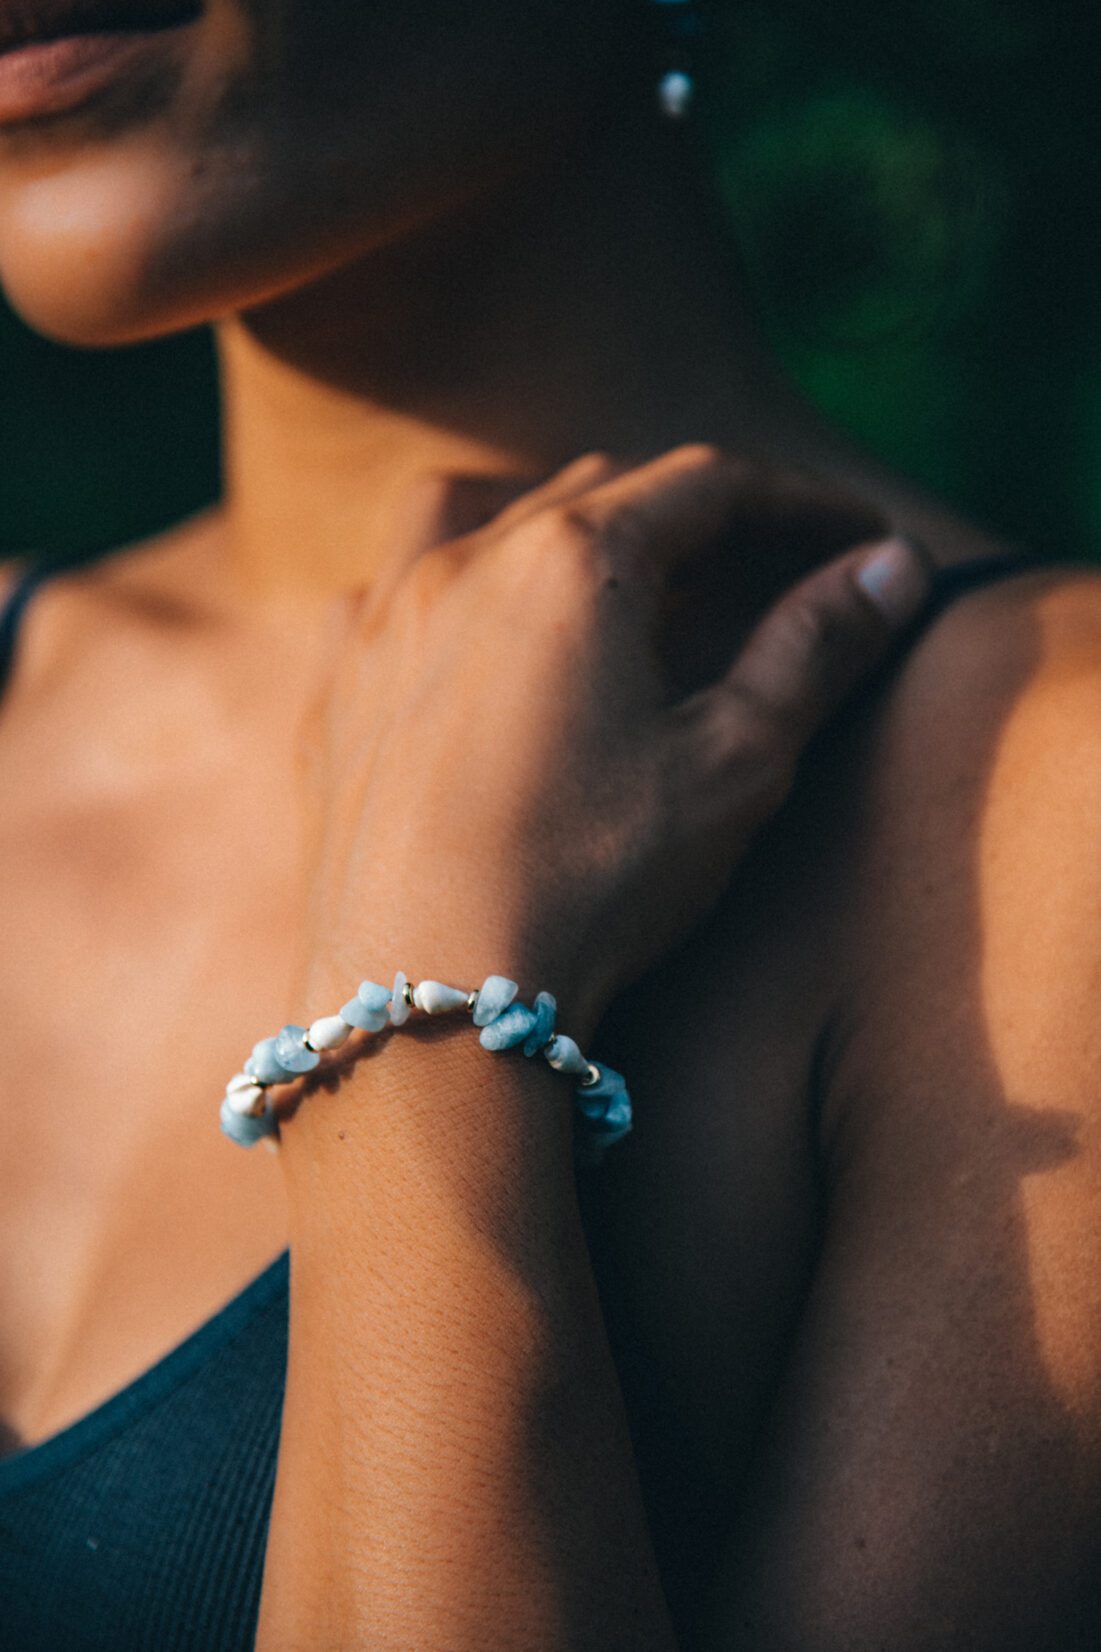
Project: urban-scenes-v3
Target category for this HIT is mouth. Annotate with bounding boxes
[0,0,200,126]
[0,0,200,56]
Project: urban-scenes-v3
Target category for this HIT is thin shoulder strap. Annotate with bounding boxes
[0,559,66,701]
[925,550,1046,619]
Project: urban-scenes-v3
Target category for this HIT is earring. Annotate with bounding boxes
[650,0,702,121]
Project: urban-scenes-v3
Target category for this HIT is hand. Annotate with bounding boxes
[301,446,930,1040]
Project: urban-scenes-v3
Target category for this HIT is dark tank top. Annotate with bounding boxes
[0,547,1049,1650]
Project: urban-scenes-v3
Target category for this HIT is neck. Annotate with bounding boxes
[216,108,994,598]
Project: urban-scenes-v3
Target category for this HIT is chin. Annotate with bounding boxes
[0,143,195,344]
[0,8,591,347]
[0,154,337,346]
[0,102,499,348]
[1,263,180,351]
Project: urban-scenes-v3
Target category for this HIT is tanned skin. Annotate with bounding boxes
[0,3,1098,1646]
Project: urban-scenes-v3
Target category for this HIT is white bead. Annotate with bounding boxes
[545,1034,589,1075]
[226,1072,258,1095]
[412,980,470,1014]
[307,1015,351,1052]
[224,1081,265,1117]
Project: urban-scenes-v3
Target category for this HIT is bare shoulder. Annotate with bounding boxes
[839,558,1098,789]
[819,560,1101,1119]
[699,564,1101,1652]
[823,556,1101,1413]
[828,561,1101,987]
[46,508,228,613]
[725,561,1101,1074]
[0,511,231,699]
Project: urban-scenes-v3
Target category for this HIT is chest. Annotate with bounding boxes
[0,676,308,1446]
[0,694,830,1515]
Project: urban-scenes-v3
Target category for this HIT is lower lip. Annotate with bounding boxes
[0,29,187,128]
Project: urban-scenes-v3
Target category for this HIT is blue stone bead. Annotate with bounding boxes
[593,1117,633,1149]
[346,982,390,1032]
[249,1037,296,1085]
[575,1073,632,1131]
[472,975,518,1028]
[606,1091,632,1127]
[577,1063,626,1104]
[479,1002,538,1052]
[358,981,393,1011]
[576,1092,633,1159]
[601,1092,633,1133]
[522,991,557,1057]
[341,997,382,1031]
[273,1024,320,1074]
[220,1096,277,1148]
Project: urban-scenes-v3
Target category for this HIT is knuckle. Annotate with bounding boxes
[548,498,601,564]
[554,500,602,547]
[673,688,799,831]
[723,686,789,763]
[547,503,615,577]
[777,592,855,661]
[722,694,800,809]
[497,508,608,616]
[501,506,592,575]
[598,500,652,561]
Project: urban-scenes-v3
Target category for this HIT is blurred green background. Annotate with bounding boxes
[1,0,1099,563]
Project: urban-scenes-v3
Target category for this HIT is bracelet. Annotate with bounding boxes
[218,973,632,1160]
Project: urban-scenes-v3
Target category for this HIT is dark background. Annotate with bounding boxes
[1,0,1098,564]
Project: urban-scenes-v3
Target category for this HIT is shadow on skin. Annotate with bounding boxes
[578,572,1100,1648]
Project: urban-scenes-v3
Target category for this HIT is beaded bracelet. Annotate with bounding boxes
[219,973,632,1160]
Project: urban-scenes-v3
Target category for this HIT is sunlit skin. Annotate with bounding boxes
[1,2,1100,1648]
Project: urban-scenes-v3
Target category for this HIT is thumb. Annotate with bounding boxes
[688,535,932,758]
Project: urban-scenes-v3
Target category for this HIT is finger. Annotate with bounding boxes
[683,535,932,760]
[486,452,630,532]
[557,444,888,589]
[368,454,631,611]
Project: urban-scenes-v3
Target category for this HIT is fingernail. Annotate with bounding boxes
[855,536,932,626]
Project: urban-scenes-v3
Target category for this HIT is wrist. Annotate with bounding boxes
[278,1029,582,1246]
[304,873,604,1036]
[223,956,629,1165]
[305,938,599,1051]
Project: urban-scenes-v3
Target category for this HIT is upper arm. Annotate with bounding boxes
[703,569,1101,1651]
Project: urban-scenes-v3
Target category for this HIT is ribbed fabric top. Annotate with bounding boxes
[0,546,1047,1650]
[0,1254,288,1652]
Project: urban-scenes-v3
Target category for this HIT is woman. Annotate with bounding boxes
[0,3,1098,1649]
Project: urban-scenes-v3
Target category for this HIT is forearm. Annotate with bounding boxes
[245,451,924,1648]
[256,1030,677,1652]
